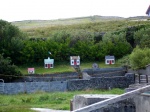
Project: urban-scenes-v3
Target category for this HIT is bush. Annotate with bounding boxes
[0,54,22,82]
[129,47,150,70]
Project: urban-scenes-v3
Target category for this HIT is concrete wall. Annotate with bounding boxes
[134,93,150,112]
[146,64,150,76]
[72,94,135,112]
[4,81,67,94]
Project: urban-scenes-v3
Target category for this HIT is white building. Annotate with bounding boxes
[105,55,115,65]
[44,57,54,68]
[70,56,80,66]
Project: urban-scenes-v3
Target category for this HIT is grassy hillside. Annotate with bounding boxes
[12,15,125,29]
[11,15,150,38]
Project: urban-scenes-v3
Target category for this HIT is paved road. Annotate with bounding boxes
[31,108,70,112]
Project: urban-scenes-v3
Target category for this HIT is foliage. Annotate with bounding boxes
[1,19,150,65]
[0,54,22,82]
[129,47,150,70]
[0,19,27,64]
[0,88,124,111]
[102,32,132,58]
[134,27,150,48]
[118,55,130,68]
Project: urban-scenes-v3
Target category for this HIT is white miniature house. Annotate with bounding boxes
[44,57,54,68]
[70,56,80,66]
[28,68,35,74]
[105,55,115,65]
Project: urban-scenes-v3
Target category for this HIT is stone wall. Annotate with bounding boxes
[14,72,79,82]
[82,67,126,77]
[67,73,135,91]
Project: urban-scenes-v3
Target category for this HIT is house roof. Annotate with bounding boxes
[70,56,80,60]
[44,57,54,64]
[105,56,115,60]
[146,5,150,14]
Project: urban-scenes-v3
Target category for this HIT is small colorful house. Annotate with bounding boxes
[44,57,54,68]
[105,55,115,65]
[28,68,35,74]
[146,5,150,16]
[70,56,80,66]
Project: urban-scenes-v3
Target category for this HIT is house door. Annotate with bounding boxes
[74,59,77,65]
[48,64,50,68]
[109,60,112,65]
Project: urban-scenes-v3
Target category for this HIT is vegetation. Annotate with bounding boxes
[0,88,124,112]
[0,54,22,82]
[0,16,150,76]
[19,62,121,74]
[130,47,150,70]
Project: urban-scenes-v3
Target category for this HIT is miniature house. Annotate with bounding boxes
[146,5,150,16]
[105,55,115,65]
[44,57,54,68]
[28,68,35,74]
[70,56,80,66]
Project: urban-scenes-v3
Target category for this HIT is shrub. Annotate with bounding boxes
[129,47,150,70]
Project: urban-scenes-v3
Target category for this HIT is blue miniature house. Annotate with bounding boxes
[44,57,54,68]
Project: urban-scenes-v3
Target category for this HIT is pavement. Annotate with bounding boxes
[31,108,70,112]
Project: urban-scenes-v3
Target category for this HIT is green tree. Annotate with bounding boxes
[0,54,22,82]
[0,19,26,64]
[130,47,150,70]
[102,32,132,58]
[134,28,150,48]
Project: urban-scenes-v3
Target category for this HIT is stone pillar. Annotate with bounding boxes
[146,64,150,76]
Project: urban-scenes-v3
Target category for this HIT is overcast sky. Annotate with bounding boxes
[0,0,149,22]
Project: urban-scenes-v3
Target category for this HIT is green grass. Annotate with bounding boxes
[0,88,124,112]
[19,61,121,75]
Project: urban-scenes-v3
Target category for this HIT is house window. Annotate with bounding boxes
[107,60,109,64]
[45,64,47,67]
[112,60,114,63]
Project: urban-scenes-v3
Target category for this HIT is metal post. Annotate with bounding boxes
[146,75,148,83]
[139,74,140,84]
[70,99,73,111]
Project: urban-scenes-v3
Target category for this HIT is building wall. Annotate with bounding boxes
[72,95,135,112]
[134,94,150,112]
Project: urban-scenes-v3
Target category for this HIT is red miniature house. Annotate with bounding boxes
[105,56,115,65]
[28,68,35,74]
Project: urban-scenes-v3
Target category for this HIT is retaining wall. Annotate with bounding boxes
[83,67,126,77]
[14,72,79,82]
[67,73,135,91]
[2,73,135,94]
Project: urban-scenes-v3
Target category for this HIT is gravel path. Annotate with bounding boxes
[31,108,70,112]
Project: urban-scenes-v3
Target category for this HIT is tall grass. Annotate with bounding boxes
[0,88,124,111]
[19,62,121,75]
